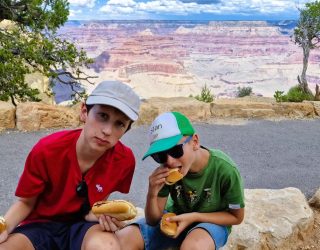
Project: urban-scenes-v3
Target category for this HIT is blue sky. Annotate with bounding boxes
[68,0,311,20]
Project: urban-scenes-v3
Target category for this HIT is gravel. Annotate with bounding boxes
[0,119,319,214]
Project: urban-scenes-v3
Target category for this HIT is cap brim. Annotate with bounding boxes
[142,134,183,160]
[86,96,138,121]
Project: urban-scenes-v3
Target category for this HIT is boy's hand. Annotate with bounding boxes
[0,230,8,244]
[167,213,195,238]
[98,215,126,232]
[148,166,169,197]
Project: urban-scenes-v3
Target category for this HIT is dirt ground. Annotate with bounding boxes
[295,207,320,250]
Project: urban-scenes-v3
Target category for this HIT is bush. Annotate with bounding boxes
[286,86,314,102]
[194,84,214,103]
[237,86,252,97]
[274,90,288,102]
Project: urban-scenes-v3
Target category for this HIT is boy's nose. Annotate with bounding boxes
[165,155,176,166]
[102,123,112,135]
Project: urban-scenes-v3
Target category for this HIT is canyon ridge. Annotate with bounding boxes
[56,20,320,103]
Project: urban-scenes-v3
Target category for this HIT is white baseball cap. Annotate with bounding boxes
[86,80,140,121]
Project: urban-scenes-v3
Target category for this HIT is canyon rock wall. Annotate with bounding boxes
[58,20,320,102]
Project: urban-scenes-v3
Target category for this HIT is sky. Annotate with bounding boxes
[67,0,312,21]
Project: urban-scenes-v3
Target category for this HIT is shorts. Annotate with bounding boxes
[12,221,98,250]
[132,218,228,250]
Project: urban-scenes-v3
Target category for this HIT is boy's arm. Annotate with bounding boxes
[2,196,37,235]
[193,208,244,225]
[169,207,244,237]
[145,194,167,225]
[144,166,169,225]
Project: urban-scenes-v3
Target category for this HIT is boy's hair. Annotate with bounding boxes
[86,80,140,121]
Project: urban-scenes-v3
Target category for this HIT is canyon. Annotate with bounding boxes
[57,20,320,103]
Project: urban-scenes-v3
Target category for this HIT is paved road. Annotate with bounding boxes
[0,119,319,214]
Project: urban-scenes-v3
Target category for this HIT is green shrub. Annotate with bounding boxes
[194,84,214,103]
[237,86,252,97]
[274,90,288,102]
[286,86,314,102]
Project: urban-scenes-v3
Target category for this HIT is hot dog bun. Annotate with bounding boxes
[165,168,183,185]
[160,212,177,237]
[92,200,137,221]
[0,216,6,233]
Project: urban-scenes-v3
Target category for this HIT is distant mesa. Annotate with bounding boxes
[137,29,154,36]
[175,21,281,36]
[118,62,185,78]
[91,51,111,73]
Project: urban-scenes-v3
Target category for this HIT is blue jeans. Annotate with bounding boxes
[132,218,228,250]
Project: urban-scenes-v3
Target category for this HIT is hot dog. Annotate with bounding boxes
[160,212,177,237]
[92,200,137,221]
[0,216,6,234]
[165,168,183,185]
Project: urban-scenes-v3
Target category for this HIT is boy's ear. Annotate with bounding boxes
[192,134,200,150]
[80,103,88,122]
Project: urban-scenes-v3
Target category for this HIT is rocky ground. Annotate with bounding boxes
[295,207,320,250]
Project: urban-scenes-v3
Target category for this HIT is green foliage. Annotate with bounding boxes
[0,0,95,106]
[286,86,314,102]
[274,86,314,103]
[273,90,288,102]
[293,1,320,93]
[0,51,40,106]
[237,86,252,97]
[194,84,214,103]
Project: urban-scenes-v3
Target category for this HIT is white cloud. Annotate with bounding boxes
[108,0,136,6]
[69,9,83,18]
[76,0,314,18]
[68,0,96,8]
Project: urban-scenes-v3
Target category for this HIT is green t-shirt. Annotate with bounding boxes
[158,148,245,233]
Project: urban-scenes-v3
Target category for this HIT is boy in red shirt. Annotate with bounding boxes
[0,80,140,250]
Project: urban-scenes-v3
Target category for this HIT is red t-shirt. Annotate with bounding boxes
[15,129,135,224]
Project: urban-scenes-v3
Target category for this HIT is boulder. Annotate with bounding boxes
[16,102,81,131]
[210,99,316,119]
[222,188,314,250]
[272,102,315,118]
[309,188,320,209]
[136,97,211,126]
[304,101,320,116]
[0,101,15,132]
[25,72,55,105]
[210,99,276,119]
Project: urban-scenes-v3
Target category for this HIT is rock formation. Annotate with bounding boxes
[58,20,320,100]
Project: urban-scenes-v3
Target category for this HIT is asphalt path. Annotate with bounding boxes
[0,119,319,214]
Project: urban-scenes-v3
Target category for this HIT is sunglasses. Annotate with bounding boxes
[76,179,91,216]
[151,135,193,164]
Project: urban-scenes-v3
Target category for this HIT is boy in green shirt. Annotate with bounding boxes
[117,111,245,250]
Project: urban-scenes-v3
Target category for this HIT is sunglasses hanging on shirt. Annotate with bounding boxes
[76,176,91,216]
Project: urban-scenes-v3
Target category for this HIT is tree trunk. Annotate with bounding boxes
[10,94,17,107]
[299,45,310,93]
[315,84,320,101]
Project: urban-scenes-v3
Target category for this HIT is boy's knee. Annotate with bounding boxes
[82,231,120,250]
[116,225,144,250]
[180,229,215,250]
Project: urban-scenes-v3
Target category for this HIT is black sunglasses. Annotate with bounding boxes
[76,180,88,197]
[76,179,91,216]
[151,135,193,164]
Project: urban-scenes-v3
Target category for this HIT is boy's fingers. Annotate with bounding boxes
[167,215,179,222]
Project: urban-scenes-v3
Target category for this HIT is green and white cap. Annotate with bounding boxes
[142,112,195,160]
